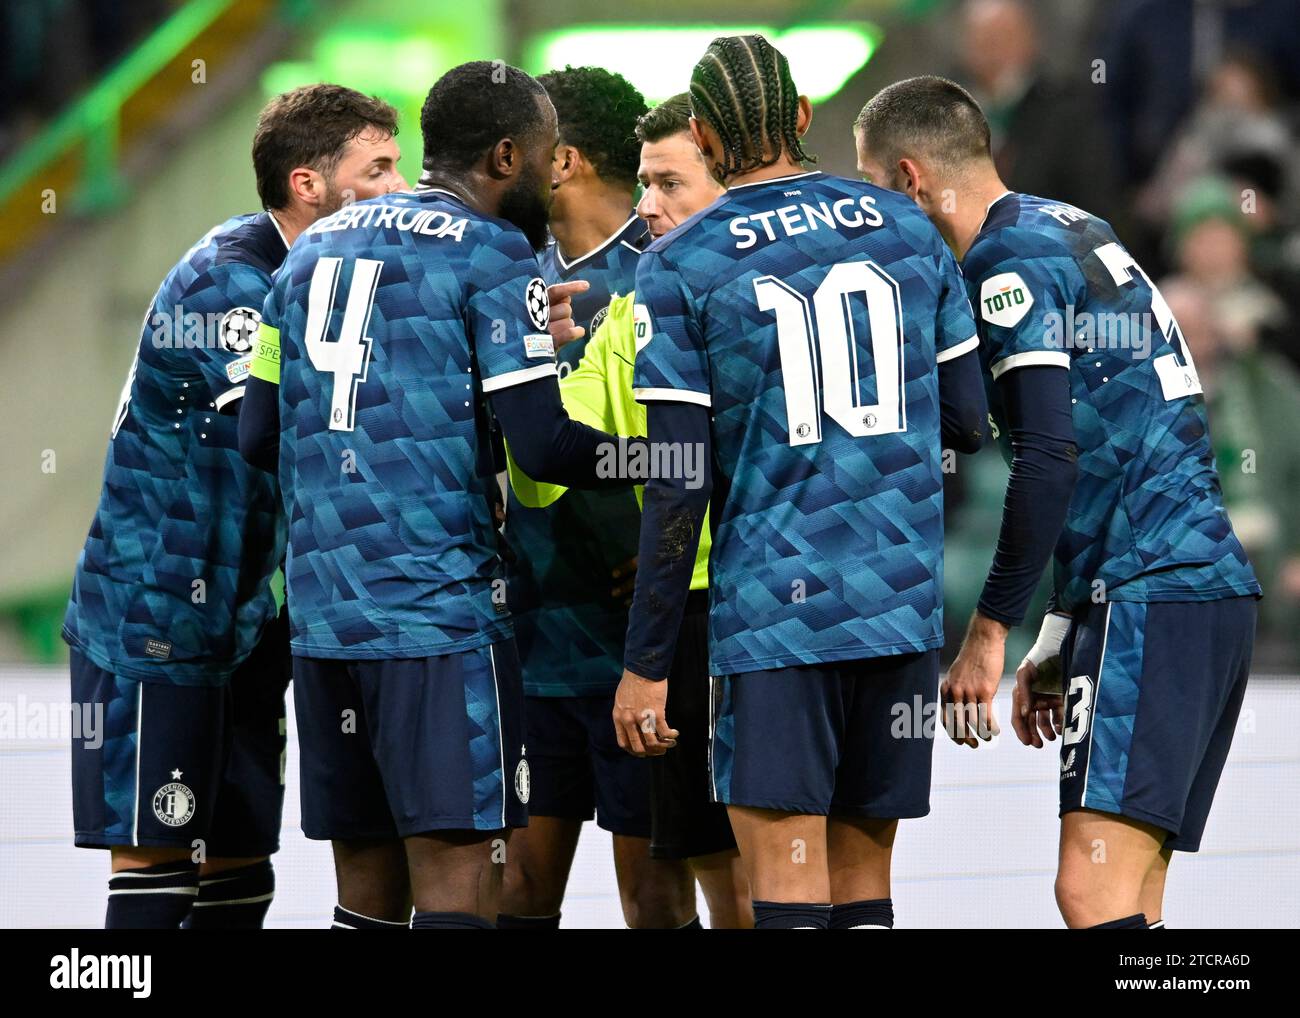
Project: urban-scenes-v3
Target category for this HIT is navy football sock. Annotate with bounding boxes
[182,859,275,929]
[1087,913,1148,929]
[829,898,894,929]
[411,911,495,930]
[496,913,561,930]
[105,860,200,929]
[752,901,831,929]
[675,915,703,929]
[1148,919,1166,929]
[331,905,409,930]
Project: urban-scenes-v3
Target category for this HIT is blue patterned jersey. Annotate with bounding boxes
[263,188,559,659]
[634,171,980,674]
[965,192,1259,611]
[63,213,288,685]
[540,215,647,344]
[507,216,646,696]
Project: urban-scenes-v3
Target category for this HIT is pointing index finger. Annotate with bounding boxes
[547,280,591,302]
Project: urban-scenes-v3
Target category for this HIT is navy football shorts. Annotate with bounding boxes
[709,649,940,817]
[293,639,527,839]
[650,591,736,859]
[1058,596,1256,852]
[71,609,290,855]
[525,692,651,838]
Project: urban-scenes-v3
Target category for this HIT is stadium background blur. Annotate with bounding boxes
[1,0,1297,927]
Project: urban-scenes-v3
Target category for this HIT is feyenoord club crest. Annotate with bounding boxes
[152,770,195,827]
[219,306,261,353]
[514,758,531,804]
[525,277,549,331]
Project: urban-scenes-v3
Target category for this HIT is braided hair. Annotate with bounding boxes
[688,34,815,178]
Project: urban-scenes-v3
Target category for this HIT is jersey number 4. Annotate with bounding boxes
[754,261,906,447]
[305,256,382,432]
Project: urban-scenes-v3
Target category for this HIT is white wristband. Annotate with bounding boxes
[1024,612,1071,669]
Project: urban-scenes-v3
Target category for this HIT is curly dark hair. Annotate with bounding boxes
[689,34,815,177]
[538,65,648,186]
[253,84,398,210]
[421,60,550,172]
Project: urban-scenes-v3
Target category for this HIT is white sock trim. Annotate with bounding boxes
[191,893,275,907]
[335,905,408,927]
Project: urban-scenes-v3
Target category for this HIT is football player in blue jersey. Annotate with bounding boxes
[615,37,988,930]
[855,76,1262,929]
[504,94,753,929]
[498,68,704,930]
[240,61,647,930]
[62,84,406,928]
[538,65,650,348]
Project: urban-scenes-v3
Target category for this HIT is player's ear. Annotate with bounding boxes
[552,144,579,185]
[489,137,515,180]
[897,157,922,202]
[287,166,323,209]
[794,95,813,137]
[689,117,723,183]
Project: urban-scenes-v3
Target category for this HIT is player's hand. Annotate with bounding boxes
[611,555,638,603]
[1011,659,1063,748]
[547,280,590,349]
[612,669,677,757]
[941,613,1006,748]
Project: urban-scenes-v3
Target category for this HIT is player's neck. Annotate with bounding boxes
[725,154,808,190]
[418,169,479,208]
[549,184,634,262]
[268,206,310,248]
[939,173,1012,261]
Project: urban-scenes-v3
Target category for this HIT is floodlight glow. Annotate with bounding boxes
[524,24,882,103]
[261,30,447,99]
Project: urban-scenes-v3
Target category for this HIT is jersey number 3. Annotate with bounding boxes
[1094,242,1202,401]
[305,256,382,432]
[754,261,906,447]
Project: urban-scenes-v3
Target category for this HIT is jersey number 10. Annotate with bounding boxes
[305,256,382,432]
[753,261,907,447]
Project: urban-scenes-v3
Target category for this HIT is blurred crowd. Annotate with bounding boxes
[944,0,1300,668]
[0,0,169,160]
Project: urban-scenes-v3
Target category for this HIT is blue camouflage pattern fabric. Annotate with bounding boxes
[507,215,646,696]
[263,188,558,658]
[1078,600,1146,814]
[63,213,287,685]
[964,192,1260,611]
[464,644,512,828]
[539,214,647,343]
[95,674,142,840]
[633,171,980,675]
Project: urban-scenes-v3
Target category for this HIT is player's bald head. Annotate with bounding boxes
[854,75,992,182]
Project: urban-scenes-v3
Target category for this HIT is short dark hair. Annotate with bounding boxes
[689,34,814,176]
[252,84,398,210]
[538,65,647,185]
[635,93,694,144]
[421,60,550,172]
[855,75,991,173]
